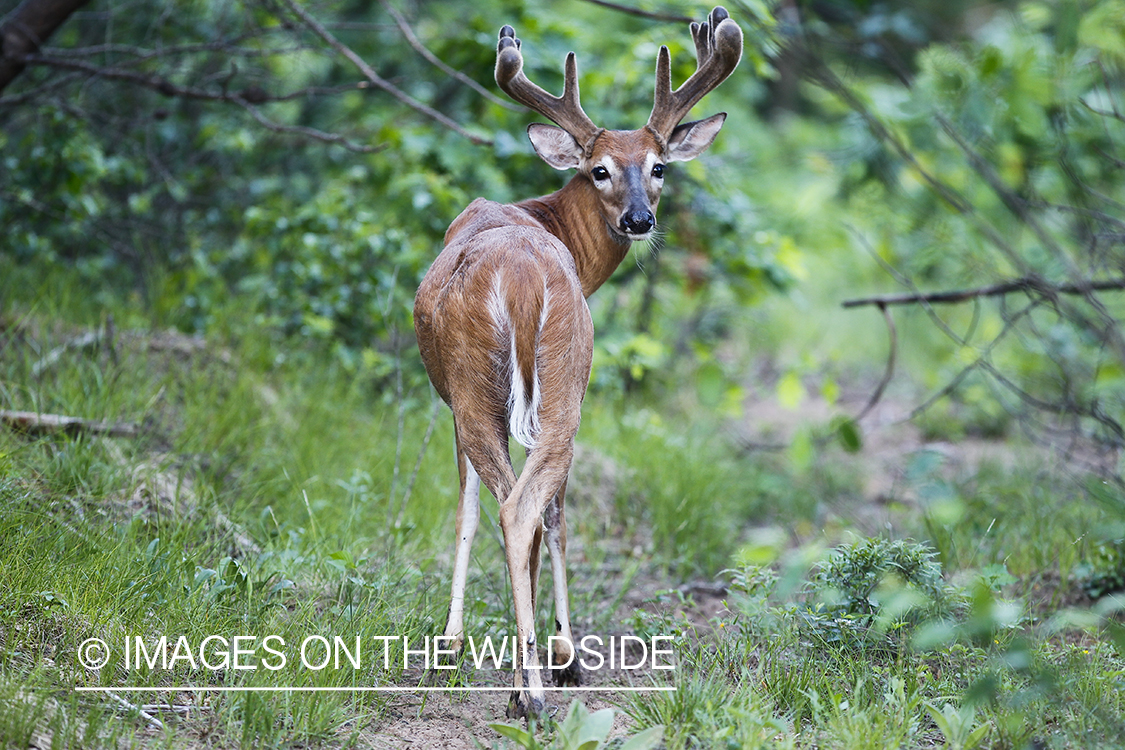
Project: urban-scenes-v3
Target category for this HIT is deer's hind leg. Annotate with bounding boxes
[442,430,484,657]
[442,409,516,666]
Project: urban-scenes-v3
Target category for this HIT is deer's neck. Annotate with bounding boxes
[516,176,631,298]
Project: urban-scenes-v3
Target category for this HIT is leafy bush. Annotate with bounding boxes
[802,538,953,648]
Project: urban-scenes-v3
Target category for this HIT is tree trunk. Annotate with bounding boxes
[0,0,90,93]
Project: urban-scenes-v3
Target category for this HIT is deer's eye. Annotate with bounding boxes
[591,166,610,181]
[652,163,665,179]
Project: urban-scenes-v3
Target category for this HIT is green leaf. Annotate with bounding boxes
[1106,620,1125,654]
[488,722,535,747]
[966,722,991,748]
[833,416,863,452]
[619,725,665,750]
[776,371,805,409]
[575,707,614,745]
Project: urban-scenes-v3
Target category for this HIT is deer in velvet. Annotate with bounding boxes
[413,7,742,717]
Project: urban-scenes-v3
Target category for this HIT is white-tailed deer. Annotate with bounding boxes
[413,7,742,717]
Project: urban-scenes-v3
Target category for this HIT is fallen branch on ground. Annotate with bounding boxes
[0,410,139,438]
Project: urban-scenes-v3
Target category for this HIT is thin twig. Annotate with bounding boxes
[22,53,280,102]
[379,0,519,110]
[103,691,164,729]
[576,0,693,23]
[854,302,896,423]
[847,226,968,346]
[275,0,492,145]
[905,301,1040,422]
[935,115,1125,364]
[20,54,381,103]
[31,330,101,378]
[802,52,1034,278]
[980,360,1125,444]
[231,94,383,152]
[19,53,383,151]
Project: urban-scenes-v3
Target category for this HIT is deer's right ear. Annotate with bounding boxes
[527,124,583,170]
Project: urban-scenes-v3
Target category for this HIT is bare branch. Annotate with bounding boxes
[848,226,969,346]
[905,301,1040,422]
[37,32,291,61]
[232,95,384,153]
[379,0,519,111]
[274,0,492,145]
[10,54,381,150]
[935,115,1125,364]
[842,276,1125,309]
[18,53,370,104]
[0,409,139,438]
[801,52,1038,281]
[576,0,693,23]
[979,359,1125,444]
[0,67,79,105]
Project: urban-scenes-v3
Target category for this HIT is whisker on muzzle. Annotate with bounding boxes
[632,229,667,273]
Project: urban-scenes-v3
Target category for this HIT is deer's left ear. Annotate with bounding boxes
[527,123,584,170]
[666,113,727,163]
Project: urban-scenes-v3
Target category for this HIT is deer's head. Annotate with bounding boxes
[495,7,742,242]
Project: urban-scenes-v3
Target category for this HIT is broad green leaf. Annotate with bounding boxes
[488,723,534,746]
[619,725,665,750]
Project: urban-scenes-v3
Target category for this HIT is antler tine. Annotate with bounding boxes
[647,6,743,139]
[495,25,600,146]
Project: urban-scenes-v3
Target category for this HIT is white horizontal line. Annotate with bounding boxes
[76,685,675,693]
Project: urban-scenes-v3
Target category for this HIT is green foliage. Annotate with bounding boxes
[489,701,663,750]
[824,0,1125,458]
[924,702,991,750]
[802,538,952,648]
[577,405,800,575]
[1075,540,1125,600]
[0,0,795,387]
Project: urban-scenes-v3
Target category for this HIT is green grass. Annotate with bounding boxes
[3,266,1125,748]
[0,271,459,746]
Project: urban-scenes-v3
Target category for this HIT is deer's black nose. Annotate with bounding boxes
[621,210,655,235]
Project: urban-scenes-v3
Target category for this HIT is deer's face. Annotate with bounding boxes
[583,129,665,241]
[527,115,728,243]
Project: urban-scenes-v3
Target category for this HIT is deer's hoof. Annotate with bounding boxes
[506,690,526,720]
[434,637,463,668]
[552,658,582,687]
[506,690,546,720]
